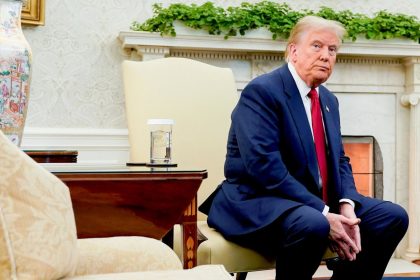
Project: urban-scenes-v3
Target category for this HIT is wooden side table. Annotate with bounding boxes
[49,165,207,269]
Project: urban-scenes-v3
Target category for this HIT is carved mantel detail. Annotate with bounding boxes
[401,94,420,107]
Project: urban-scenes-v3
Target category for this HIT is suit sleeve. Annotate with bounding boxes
[232,80,326,212]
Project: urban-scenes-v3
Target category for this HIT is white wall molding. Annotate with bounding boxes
[21,127,130,164]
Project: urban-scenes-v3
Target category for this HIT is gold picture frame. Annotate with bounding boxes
[21,0,45,26]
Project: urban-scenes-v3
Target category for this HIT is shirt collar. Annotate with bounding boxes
[287,62,318,98]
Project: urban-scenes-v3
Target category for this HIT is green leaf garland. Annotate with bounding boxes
[131,1,420,42]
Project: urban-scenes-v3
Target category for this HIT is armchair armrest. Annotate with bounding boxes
[73,236,182,277]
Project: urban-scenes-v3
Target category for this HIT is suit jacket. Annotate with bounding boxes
[201,64,372,237]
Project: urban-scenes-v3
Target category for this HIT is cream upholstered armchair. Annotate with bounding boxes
[0,130,232,280]
[122,57,280,279]
[122,57,337,280]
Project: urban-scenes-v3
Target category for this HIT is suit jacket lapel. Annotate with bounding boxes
[318,87,340,162]
[281,66,319,186]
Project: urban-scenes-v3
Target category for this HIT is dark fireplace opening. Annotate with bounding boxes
[342,136,383,199]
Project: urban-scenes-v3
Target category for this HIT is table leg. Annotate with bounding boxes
[181,197,197,269]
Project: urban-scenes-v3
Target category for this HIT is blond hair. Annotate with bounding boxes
[284,16,346,61]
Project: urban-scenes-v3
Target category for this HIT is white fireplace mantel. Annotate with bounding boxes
[118,30,420,60]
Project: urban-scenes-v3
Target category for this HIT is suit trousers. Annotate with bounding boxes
[227,199,408,280]
[331,200,408,280]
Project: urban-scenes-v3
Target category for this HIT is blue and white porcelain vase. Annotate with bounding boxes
[0,0,32,146]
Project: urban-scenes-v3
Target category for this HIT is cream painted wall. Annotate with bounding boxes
[22,0,419,129]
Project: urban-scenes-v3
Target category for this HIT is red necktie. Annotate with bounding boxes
[308,88,329,203]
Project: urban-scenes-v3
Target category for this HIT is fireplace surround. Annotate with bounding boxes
[343,136,382,199]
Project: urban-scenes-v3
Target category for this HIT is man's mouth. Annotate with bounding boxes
[315,65,329,72]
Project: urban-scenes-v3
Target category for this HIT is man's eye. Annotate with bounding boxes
[313,43,321,49]
[329,47,337,53]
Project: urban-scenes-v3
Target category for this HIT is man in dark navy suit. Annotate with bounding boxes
[200,16,408,280]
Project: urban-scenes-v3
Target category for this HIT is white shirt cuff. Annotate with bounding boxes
[339,198,355,208]
[322,205,329,216]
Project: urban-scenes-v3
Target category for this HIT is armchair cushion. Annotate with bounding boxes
[197,221,276,273]
[0,131,78,279]
[197,221,338,274]
[74,236,182,276]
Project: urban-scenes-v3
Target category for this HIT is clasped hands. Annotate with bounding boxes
[326,203,361,261]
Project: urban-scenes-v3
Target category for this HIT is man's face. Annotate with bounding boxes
[289,28,339,88]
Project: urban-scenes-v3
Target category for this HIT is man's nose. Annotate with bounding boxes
[319,47,330,61]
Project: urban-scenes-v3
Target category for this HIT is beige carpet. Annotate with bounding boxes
[243,258,420,280]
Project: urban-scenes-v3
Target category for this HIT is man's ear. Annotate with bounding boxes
[289,43,298,62]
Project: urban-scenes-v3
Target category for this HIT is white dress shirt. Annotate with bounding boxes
[287,63,355,214]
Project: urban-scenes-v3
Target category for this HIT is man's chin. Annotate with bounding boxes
[314,74,330,85]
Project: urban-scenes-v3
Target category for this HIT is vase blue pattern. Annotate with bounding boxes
[0,0,32,146]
